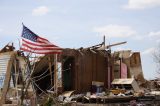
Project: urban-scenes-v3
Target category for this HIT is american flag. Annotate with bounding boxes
[20,25,62,54]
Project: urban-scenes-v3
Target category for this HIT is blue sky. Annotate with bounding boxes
[0,0,160,79]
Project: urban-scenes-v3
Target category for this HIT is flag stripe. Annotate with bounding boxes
[38,36,48,42]
[21,43,62,50]
[20,47,62,53]
[22,39,59,47]
[20,48,61,54]
[37,37,50,44]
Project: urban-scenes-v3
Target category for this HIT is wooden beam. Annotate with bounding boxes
[48,56,53,86]
[54,54,58,95]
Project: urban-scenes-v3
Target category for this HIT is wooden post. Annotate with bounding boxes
[108,66,111,89]
[120,58,122,78]
[14,58,19,104]
[103,35,105,50]
[48,56,53,86]
[54,54,58,95]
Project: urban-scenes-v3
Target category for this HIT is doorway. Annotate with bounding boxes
[62,56,75,91]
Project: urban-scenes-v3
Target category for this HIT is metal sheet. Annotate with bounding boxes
[111,78,134,85]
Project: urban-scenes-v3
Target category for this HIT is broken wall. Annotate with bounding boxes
[113,50,145,83]
[61,49,112,92]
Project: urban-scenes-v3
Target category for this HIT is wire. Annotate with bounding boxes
[32,80,48,96]
[32,67,69,82]
[31,56,71,81]
[31,79,60,106]
[31,65,51,79]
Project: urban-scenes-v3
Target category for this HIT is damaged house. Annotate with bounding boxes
[32,44,114,95]
[0,44,33,105]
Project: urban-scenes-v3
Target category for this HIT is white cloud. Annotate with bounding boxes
[142,47,155,55]
[124,0,160,10]
[0,28,3,32]
[0,28,3,36]
[148,31,160,38]
[32,6,50,16]
[133,35,145,40]
[93,24,136,38]
[148,31,160,43]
